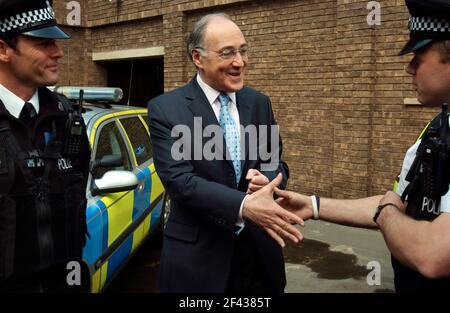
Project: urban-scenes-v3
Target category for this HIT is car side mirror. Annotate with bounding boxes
[91,170,138,196]
[90,154,123,173]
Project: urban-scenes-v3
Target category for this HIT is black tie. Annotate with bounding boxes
[19,102,37,124]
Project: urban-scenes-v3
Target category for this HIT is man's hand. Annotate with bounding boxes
[242,174,305,247]
[246,169,269,194]
[379,191,406,212]
[274,188,315,221]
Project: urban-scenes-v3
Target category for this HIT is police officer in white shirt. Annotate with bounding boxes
[275,0,450,292]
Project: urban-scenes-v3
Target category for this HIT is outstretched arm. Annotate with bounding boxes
[275,188,450,279]
[274,188,382,228]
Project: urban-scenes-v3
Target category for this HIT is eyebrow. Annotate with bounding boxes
[219,43,248,51]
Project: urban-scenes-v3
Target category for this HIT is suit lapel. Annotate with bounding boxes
[184,77,234,171]
[185,78,218,129]
[184,78,255,187]
[236,90,252,183]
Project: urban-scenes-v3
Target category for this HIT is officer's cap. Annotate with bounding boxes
[0,0,69,40]
[399,0,450,55]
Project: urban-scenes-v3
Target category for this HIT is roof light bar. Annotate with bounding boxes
[51,86,124,102]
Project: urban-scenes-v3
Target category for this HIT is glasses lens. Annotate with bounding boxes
[220,49,235,59]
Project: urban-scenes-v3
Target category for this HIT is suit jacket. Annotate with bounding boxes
[147,76,289,293]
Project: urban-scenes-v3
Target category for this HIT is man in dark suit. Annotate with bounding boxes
[147,13,304,293]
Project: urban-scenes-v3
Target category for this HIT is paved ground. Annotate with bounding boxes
[284,221,394,293]
[107,220,395,293]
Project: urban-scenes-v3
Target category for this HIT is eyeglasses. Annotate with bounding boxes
[195,46,249,60]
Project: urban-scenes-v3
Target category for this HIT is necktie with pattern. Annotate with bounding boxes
[218,93,241,184]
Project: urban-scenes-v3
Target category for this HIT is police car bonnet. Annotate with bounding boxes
[399,0,450,55]
[0,0,69,39]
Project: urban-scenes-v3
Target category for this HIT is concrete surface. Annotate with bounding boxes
[284,221,395,293]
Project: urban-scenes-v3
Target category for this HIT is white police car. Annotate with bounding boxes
[54,86,169,292]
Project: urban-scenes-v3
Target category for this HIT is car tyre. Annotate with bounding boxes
[155,192,170,246]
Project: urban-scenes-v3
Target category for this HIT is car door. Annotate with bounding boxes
[117,113,165,239]
[83,117,135,292]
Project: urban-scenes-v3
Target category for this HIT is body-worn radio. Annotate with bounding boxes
[403,103,450,221]
[63,90,85,157]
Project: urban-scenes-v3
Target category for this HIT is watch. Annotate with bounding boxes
[373,203,400,224]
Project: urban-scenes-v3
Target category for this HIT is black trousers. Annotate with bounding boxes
[225,228,277,293]
[392,255,450,292]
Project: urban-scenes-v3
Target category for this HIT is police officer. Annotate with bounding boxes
[274,0,450,292]
[0,0,90,292]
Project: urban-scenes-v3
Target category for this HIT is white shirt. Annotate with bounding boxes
[0,84,39,118]
[196,74,241,134]
[396,139,450,214]
[196,74,246,229]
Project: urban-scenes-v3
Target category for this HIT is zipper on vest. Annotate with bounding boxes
[35,177,54,269]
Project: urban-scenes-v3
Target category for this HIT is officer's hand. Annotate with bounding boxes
[246,169,269,194]
[274,188,314,221]
[379,191,406,212]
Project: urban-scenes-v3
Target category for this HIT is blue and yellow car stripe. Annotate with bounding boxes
[83,110,165,292]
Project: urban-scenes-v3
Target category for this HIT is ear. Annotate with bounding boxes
[0,39,12,63]
[191,49,204,70]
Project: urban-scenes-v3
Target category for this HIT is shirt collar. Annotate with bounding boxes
[196,73,236,106]
[0,84,39,118]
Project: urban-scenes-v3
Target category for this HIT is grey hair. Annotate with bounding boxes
[187,12,232,62]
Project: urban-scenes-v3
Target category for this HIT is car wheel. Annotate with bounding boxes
[160,192,170,231]
[155,192,170,246]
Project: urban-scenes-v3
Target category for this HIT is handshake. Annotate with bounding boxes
[242,169,316,248]
[243,169,407,248]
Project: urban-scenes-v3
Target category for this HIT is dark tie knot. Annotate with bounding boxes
[19,102,37,123]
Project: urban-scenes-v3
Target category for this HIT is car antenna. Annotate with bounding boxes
[79,89,84,114]
[127,59,134,106]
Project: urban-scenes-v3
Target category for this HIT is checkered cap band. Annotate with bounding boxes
[409,16,450,33]
[0,2,55,35]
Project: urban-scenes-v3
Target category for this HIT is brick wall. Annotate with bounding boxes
[90,17,163,53]
[52,0,441,199]
[370,0,438,196]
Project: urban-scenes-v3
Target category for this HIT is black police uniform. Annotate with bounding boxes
[393,0,450,292]
[0,0,90,292]
[393,111,450,292]
[0,88,90,293]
